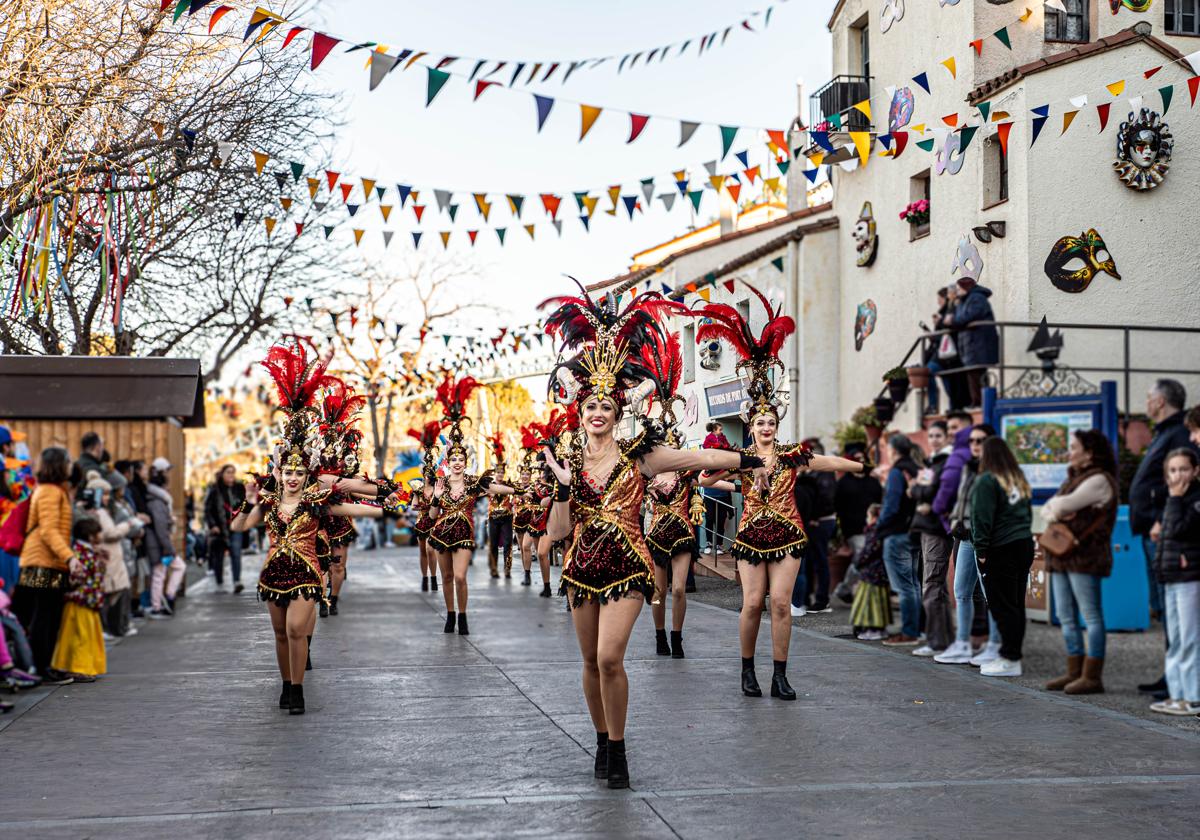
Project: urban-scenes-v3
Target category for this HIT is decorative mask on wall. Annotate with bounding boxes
[854,299,877,352]
[939,0,962,6]
[853,202,879,267]
[1109,0,1152,13]
[880,0,905,32]
[888,87,914,133]
[934,131,966,176]
[1113,108,1172,190]
[950,235,984,283]
[698,338,722,370]
[1044,229,1120,293]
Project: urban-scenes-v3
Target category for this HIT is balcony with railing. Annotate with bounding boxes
[804,74,873,160]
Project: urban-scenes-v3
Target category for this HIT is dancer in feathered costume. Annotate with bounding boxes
[485,432,515,579]
[315,376,368,618]
[231,337,403,715]
[407,419,445,592]
[538,282,755,789]
[696,284,868,701]
[426,373,517,636]
[511,423,541,587]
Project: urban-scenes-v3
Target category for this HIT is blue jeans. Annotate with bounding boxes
[209,534,242,585]
[1050,571,1106,658]
[883,534,920,637]
[953,541,999,643]
[1164,581,1200,702]
[1143,537,1167,628]
[926,358,944,413]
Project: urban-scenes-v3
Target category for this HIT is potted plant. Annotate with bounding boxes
[906,365,931,390]
[899,199,930,227]
[882,366,910,402]
[851,404,882,443]
[872,396,895,425]
[833,419,868,452]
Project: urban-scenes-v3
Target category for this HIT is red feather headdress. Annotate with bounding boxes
[315,377,366,474]
[259,335,334,471]
[434,373,481,456]
[488,432,505,463]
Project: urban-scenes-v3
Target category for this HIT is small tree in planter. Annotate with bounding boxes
[833,419,868,453]
[852,403,883,443]
[882,366,910,402]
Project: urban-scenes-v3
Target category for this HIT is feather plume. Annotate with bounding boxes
[488,432,505,462]
[406,420,445,448]
[260,337,335,412]
[695,282,794,364]
[318,377,367,429]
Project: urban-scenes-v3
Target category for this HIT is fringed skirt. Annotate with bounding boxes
[428,514,475,553]
[850,582,892,630]
[258,548,325,604]
[731,515,807,565]
[647,517,698,568]
[560,525,654,608]
[512,506,534,536]
[413,511,435,539]
[323,514,356,548]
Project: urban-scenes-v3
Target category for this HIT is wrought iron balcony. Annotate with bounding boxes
[808,74,873,135]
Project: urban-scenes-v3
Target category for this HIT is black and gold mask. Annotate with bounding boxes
[1043,229,1120,294]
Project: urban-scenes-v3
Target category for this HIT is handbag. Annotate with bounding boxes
[1037,515,1107,559]
[937,333,958,360]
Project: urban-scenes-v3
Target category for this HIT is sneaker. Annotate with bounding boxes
[124,626,139,637]
[102,631,116,641]
[969,642,1002,667]
[882,634,919,647]
[934,640,974,664]
[912,645,940,657]
[856,629,886,641]
[159,601,174,616]
[790,604,807,617]
[2,667,40,689]
[147,610,170,620]
[1150,699,1200,716]
[980,657,1023,677]
[809,602,834,614]
[40,669,74,686]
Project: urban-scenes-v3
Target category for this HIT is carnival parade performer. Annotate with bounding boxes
[407,420,445,592]
[696,286,868,701]
[511,425,540,587]
[315,378,367,619]
[533,409,572,597]
[426,374,517,636]
[232,339,403,715]
[485,433,515,579]
[538,284,756,789]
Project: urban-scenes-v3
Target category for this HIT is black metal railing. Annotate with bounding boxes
[875,320,1200,419]
[809,74,872,134]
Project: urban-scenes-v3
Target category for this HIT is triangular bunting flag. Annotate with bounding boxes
[325,170,339,191]
[628,113,650,143]
[1188,76,1200,106]
[848,131,871,167]
[361,178,376,199]
[1145,66,1163,79]
[941,57,956,78]
[380,204,392,222]
[719,125,738,159]
[507,194,524,217]
[439,231,451,248]
[534,94,554,131]
[995,122,1013,156]
[369,51,399,90]
[679,120,700,147]
[1106,80,1125,97]
[1097,102,1111,132]
[970,39,984,56]
[412,231,423,247]
[413,204,425,222]
[851,99,871,120]
[306,177,319,199]
[942,113,959,128]
[289,161,304,182]
[580,105,602,140]
[727,184,741,203]
[382,230,393,248]
[579,214,591,231]
[467,230,478,246]
[447,204,459,222]
[1159,85,1173,115]
[353,228,364,245]
[916,138,936,152]
[659,193,676,211]
[640,178,655,205]
[959,125,979,151]
[264,217,277,236]
[1030,105,1050,147]
[891,131,908,158]
[426,68,450,105]
[912,72,930,94]
[993,27,1011,50]
[495,227,507,244]
[474,193,491,221]
[311,33,340,70]
[474,80,498,100]
[339,183,353,202]
[687,190,703,212]
[524,224,535,239]
[723,278,736,293]
[977,101,991,122]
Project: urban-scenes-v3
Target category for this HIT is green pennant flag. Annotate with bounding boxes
[771,256,784,272]
[828,112,843,131]
[495,227,506,245]
[426,68,450,106]
[448,204,459,222]
[776,160,790,175]
[173,0,189,23]
[994,27,1011,50]
[290,161,304,182]
[959,125,979,151]
[687,190,703,212]
[976,101,991,122]
[916,138,935,152]
[719,125,738,159]
[574,191,589,211]
[1160,84,1173,115]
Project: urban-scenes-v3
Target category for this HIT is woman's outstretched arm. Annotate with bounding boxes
[541,447,574,541]
[806,454,870,475]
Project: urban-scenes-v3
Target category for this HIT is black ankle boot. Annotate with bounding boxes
[443,612,457,633]
[770,660,796,700]
[431,576,438,591]
[741,657,762,697]
[540,582,552,598]
[656,629,671,656]
[306,635,313,671]
[522,570,532,586]
[289,683,305,715]
[606,739,629,789]
[457,613,470,636]
[329,596,339,616]
[279,680,291,709]
[670,631,685,659]
[594,731,608,779]
[319,599,329,618]
[421,576,429,592]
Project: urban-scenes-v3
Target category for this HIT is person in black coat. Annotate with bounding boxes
[909,422,953,655]
[831,449,883,604]
[204,465,247,593]
[791,439,838,614]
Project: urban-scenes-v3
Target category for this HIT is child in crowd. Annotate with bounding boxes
[1151,448,1200,716]
[851,504,891,641]
[49,519,108,681]
[0,580,39,691]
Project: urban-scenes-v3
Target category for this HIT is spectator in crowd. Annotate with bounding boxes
[1187,405,1200,447]
[972,437,1034,677]
[1151,448,1200,715]
[925,287,968,414]
[831,445,883,604]
[145,458,182,619]
[49,518,107,681]
[701,426,734,556]
[702,420,732,451]
[850,504,890,641]
[909,421,954,657]
[122,460,153,616]
[86,472,146,639]
[878,434,922,646]
[12,447,76,682]
[1129,379,1196,697]
[939,277,998,409]
[75,432,106,487]
[0,582,39,690]
[1041,430,1119,695]
[794,438,837,615]
[204,465,246,593]
[1,425,35,593]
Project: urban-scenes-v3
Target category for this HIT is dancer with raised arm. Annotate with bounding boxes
[426,374,517,636]
[407,420,445,592]
[539,285,757,789]
[696,285,869,700]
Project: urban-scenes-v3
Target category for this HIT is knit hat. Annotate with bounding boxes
[85,471,112,492]
[152,457,172,472]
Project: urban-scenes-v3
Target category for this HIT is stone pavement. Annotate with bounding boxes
[2,546,1198,839]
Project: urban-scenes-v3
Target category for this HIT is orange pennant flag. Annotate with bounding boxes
[353,229,365,245]
[264,217,276,236]
[474,193,491,221]
[524,224,536,240]
[766,129,788,152]
[744,165,760,184]
[607,185,621,208]
[970,39,983,56]
[361,178,376,200]
[942,113,959,128]
[1061,110,1079,134]
[579,105,602,140]
[727,183,741,203]
[996,122,1013,156]
[279,197,293,212]
[380,205,393,222]
[306,177,320,199]
[252,151,269,175]
[439,231,451,248]
[1019,7,1033,21]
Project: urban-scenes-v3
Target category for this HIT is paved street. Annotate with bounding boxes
[3,545,1199,839]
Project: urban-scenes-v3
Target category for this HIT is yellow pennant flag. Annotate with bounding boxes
[697,287,712,302]
[941,57,957,79]
[579,105,602,140]
[380,205,392,222]
[709,175,725,191]
[474,193,491,221]
[1061,110,1079,135]
[252,151,269,175]
[1019,7,1033,21]
[763,176,781,192]
[991,110,1010,121]
[353,229,365,245]
[910,123,926,134]
[404,51,428,70]
[581,195,599,216]
[607,185,621,208]
[264,217,276,236]
[851,99,872,121]
[306,177,320,199]
[524,224,536,239]
[361,178,376,200]
[439,231,451,248]
[807,152,825,168]
[1106,80,1125,96]
[672,169,687,182]
[848,131,872,167]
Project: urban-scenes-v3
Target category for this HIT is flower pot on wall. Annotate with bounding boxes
[872,397,895,424]
[887,379,910,403]
[906,366,931,389]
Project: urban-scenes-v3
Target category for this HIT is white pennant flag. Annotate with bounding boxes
[1127,95,1144,114]
[1069,94,1088,109]
[434,189,453,212]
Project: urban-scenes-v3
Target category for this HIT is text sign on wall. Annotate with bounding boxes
[705,379,748,418]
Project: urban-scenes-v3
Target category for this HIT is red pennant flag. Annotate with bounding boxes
[1144,66,1163,79]
[540,193,561,219]
[766,129,788,152]
[339,183,353,202]
[996,122,1013,156]
[1189,76,1200,106]
[208,5,234,33]
[325,170,339,191]
[970,38,983,56]
[294,222,304,236]
[281,26,305,50]
[727,183,741,203]
[628,113,650,143]
[891,130,909,158]
[1097,102,1111,132]
[743,165,760,184]
[474,80,498,100]
[723,278,736,293]
[413,204,425,222]
[283,296,294,308]
[311,33,340,70]
[468,230,478,245]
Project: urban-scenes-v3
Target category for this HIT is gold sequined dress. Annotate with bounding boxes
[731,443,813,565]
[646,475,699,567]
[428,476,486,552]
[257,485,332,603]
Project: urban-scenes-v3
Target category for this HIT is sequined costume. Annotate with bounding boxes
[488,492,514,522]
[730,443,812,565]
[511,481,536,536]
[257,485,332,603]
[428,476,487,552]
[646,475,699,567]
[560,434,656,606]
[527,479,551,538]
[411,491,435,539]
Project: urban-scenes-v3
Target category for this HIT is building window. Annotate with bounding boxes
[909,170,931,239]
[858,20,870,79]
[682,322,696,383]
[1045,0,1088,43]
[1167,0,1200,34]
[983,135,1009,208]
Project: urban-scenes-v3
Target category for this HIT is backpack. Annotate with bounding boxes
[0,496,31,554]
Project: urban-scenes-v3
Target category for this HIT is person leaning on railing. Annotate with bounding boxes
[939,278,998,410]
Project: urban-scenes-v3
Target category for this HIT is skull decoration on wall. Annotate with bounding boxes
[1113,108,1172,190]
[854,299,877,352]
[853,201,879,267]
[699,338,722,370]
[1044,229,1120,293]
